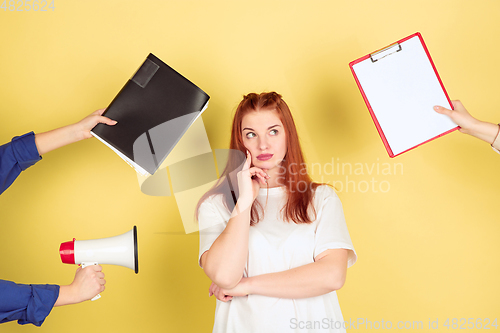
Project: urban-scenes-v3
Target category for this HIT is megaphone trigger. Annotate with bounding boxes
[80,262,101,301]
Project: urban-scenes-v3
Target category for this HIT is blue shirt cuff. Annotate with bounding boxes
[11,132,42,170]
[0,280,59,327]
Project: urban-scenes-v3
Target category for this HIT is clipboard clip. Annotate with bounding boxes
[370,43,402,63]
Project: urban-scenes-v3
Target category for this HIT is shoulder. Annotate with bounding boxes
[311,184,342,212]
[198,177,235,212]
[313,184,339,201]
[198,193,232,228]
[198,193,231,217]
[200,193,225,207]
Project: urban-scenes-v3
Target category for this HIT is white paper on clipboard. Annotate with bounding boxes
[350,33,457,157]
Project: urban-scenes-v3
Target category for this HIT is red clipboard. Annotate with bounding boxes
[349,32,458,157]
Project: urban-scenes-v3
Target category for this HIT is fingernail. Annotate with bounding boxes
[433,106,440,110]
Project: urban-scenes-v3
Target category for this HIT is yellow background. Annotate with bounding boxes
[1,0,499,332]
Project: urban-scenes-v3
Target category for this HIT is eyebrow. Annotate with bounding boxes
[242,124,281,132]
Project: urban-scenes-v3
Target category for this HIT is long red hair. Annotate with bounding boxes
[196,92,327,225]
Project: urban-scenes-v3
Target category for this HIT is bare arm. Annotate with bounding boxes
[201,200,252,290]
[35,109,116,156]
[201,151,268,290]
[434,100,500,147]
[210,248,348,300]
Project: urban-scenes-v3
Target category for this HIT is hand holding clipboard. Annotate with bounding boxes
[434,101,500,153]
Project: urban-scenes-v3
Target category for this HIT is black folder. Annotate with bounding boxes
[91,53,210,175]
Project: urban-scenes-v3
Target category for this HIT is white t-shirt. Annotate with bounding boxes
[198,184,357,333]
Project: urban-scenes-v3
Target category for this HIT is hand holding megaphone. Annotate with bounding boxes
[54,264,106,306]
[59,226,138,301]
[71,264,106,302]
[80,263,104,301]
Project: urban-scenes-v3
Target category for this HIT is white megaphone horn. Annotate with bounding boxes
[59,226,138,301]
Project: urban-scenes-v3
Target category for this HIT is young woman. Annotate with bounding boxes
[197,92,357,332]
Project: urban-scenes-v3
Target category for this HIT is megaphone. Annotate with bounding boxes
[59,226,138,300]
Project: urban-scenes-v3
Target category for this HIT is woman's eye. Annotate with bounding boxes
[246,132,255,138]
[270,129,278,135]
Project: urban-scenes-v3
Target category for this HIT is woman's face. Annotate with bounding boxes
[241,110,287,175]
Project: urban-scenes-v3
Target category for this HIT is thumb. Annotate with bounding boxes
[97,116,118,126]
[433,105,453,116]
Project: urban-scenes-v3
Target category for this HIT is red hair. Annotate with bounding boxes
[196,92,328,225]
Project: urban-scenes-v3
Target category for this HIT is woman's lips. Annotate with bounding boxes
[257,154,273,161]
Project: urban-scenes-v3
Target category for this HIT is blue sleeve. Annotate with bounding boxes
[0,280,59,326]
[0,132,42,195]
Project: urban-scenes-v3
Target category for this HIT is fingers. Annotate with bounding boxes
[209,282,216,297]
[87,109,117,127]
[80,265,105,282]
[84,265,105,280]
[100,279,106,291]
[209,282,233,302]
[77,113,117,140]
[71,265,107,302]
[91,264,103,272]
[215,288,232,302]
[433,105,453,116]
[97,115,118,126]
[451,100,465,111]
[250,167,269,185]
[92,266,105,285]
[435,100,467,116]
[241,150,269,185]
[243,150,252,169]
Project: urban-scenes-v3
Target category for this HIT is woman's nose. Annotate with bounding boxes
[258,137,269,150]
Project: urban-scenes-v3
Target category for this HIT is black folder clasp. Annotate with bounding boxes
[370,43,402,63]
[131,59,159,88]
